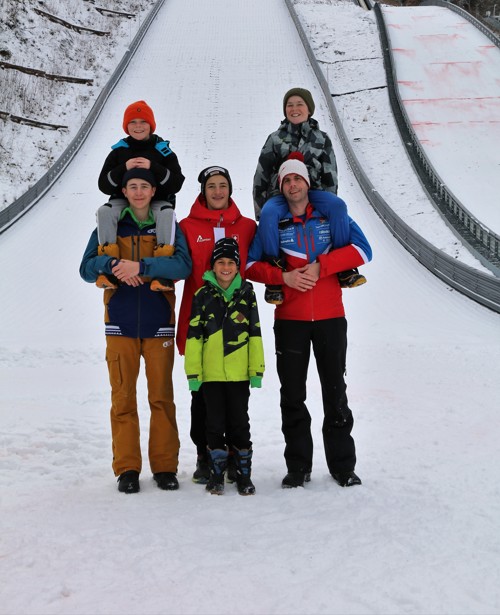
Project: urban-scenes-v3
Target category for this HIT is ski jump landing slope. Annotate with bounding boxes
[383,4,500,234]
[0,0,496,353]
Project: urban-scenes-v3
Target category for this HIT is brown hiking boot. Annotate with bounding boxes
[96,243,120,289]
[96,274,119,289]
[265,285,284,305]
[151,244,175,292]
[150,278,174,292]
[338,269,367,288]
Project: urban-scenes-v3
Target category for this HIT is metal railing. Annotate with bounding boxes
[0,0,165,235]
[285,0,500,312]
[422,0,500,49]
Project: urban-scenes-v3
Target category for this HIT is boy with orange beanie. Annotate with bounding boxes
[96,100,185,291]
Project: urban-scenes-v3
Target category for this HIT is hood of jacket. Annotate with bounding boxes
[186,194,244,226]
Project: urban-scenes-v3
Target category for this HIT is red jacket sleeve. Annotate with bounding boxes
[317,245,365,277]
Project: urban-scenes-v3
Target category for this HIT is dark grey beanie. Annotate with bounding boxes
[121,168,157,187]
[283,88,315,117]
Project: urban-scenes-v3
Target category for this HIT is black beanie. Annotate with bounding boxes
[122,168,157,187]
[210,237,240,269]
[283,88,315,117]
[197,166,233,196]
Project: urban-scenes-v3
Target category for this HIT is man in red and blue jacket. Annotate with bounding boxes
[246,156,372,489]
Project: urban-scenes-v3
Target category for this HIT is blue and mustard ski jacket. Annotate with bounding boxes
[80,209,191,338]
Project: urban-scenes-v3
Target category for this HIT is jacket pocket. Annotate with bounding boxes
[141,235,156,258]
[103,288,117,307]
[105,350,122,389]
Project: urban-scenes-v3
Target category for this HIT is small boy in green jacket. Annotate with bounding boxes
[184,237,265,496]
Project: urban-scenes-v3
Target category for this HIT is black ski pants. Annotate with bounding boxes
[274,317,356,475]
[190,385,242,456]
[202,381,252,451]
[190,388,208,457]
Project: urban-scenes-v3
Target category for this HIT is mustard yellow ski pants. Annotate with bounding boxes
[105,336,179,476]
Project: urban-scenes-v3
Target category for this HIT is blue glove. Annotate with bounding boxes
[188,379,202,392]
[250,376,262,389]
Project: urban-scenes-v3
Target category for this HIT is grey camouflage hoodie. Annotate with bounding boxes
[252,117,338,219]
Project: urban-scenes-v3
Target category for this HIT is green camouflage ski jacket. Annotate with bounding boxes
[185,272,265,386]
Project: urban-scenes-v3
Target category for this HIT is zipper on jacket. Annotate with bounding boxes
[130,235,139,261]
[221,300,229,380]
[299,221,318,321]
[308,227,316,254]
[133,233,141,338]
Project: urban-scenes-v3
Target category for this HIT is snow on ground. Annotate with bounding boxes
[1,1,500,614]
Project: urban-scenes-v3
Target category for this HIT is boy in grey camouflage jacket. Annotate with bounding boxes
[252,88,366,304]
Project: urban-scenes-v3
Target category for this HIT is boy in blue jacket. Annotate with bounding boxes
[80,168,191,495]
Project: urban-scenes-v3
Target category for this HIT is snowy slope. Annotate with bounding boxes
[1,1,500,614]
[384,4,500,232]
[294,0,494,270]
[0,0,157,207]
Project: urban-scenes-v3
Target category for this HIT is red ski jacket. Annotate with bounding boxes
[246,204,370,321]
[176,194,256,355]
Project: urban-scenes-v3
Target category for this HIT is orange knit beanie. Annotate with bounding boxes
[122,100,156,134]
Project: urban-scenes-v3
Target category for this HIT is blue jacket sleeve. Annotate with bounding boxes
[79,229,111,283]
[308,190,372,261]
[246,228,265,271]
[257,195,290,258]
[141,223,192,280]
[308,190,350,249]
[348,218,372,263]
[79,224,192,283]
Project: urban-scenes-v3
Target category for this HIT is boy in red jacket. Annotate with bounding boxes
[177,166,256,484]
